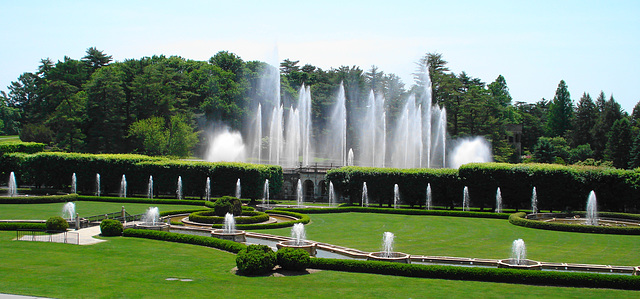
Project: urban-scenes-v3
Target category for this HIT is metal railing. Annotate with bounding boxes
[16,229,79,245]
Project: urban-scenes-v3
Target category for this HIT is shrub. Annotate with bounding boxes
[210,196,242,216]
[0,194,78,204]
[276,247,310,271]
[190,210,269,225]
[123,229,246,253]
[0,222,47,231]
[100,219,123,236]
[0,141,46,154]
[236,244,276,275]
[45,216,69,232]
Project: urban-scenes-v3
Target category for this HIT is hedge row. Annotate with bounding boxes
[190,210,269,225]
[327,164,640,213]
[275,206,510,219]
[159,208,209,217]
[308,258,640,290]
[509,212,640,235]
[0,222,47,230]
[0,194,78,204]
[0,141,46,154]
[1,152,282,199]
[222,210,310,230]
[122,228,246,253]
[77,195,205,206]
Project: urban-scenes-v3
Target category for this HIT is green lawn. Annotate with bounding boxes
[0,135,20,143]
[0,201,202,220]
[0,232,637,298]
[254,212,640,266]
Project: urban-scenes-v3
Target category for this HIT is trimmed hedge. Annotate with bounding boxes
[190,210,270,225]
[236,244,277,275]
[276,247,310,271]
[222,210,310,230]
[274,206,510,219]
[509,212,640,235]
[0,194,78,204]
[0,141,46,154]
[159,208,209,217]
[0,222,47,230]
[100,219,123,236]
[308,258,640,290]
[122,228,246,253]
[45,216,69,232]
[77,195,205,206]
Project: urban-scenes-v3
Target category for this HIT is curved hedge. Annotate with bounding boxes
[275,206,510,219]
[190,210,269,225]
[122,228,246,253]
[159,208,209,217]
[225,210,310,230]
[509,212,640,235]
[308,258,640,290]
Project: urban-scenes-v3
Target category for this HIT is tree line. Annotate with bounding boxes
[0,47,637,168]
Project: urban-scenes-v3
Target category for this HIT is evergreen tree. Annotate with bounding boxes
[545,80,573,137]
[82,47,112,71]
[604,117,632,169]
[571,92,596,147]
[628,133,640,169]
[591,93,622,159]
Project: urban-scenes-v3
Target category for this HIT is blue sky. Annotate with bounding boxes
[1,0,638,112]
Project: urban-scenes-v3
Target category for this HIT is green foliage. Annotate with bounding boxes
[235,244,276,275]
[308,258,640,290]
[209,196,242,216]
[76,196,204,206]
[0,222,47,230]
[0,141,45,154]
[45,216,69,232]
[0,194,78,204]
[276,247,310,271]
[99,219,123,236]
[123,228,246,253]
[532,137,569,164]
[19,123,53,144]
[545,80,573,137]
[275,206,509,219]
[189,210,268,225]
[604,117,632,168]
[509,212,640,235]
[128,114,199,157]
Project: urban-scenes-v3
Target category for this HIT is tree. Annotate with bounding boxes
[532,137,570,164]
[488,75,512,108]
[545,80,573,137]
[628,133,640,169]
[166,114,200,157]
[128,117,168,156]
[82,47,112,71]
[45,91,87,151]
[0,91,20,135]
[591,93,622,159]
[604,117,632,169]
[571,93,596,147]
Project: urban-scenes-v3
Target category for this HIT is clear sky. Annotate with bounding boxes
[1,0,638,112]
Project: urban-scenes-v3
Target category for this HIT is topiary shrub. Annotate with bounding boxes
[236,244,276,275]
[45,216,69,232]
[211,196,242,216]
[276,247,310,271]
[100,219,123,236]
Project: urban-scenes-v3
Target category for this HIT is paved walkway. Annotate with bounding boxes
[17,225,107,245]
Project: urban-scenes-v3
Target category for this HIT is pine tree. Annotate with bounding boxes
[571,93,596,146]
[546,80,573,137]
[604,117,632,168]
[628,133,640,169]
[591,93,622,159]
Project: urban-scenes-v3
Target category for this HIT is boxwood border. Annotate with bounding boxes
[509,212,640,235]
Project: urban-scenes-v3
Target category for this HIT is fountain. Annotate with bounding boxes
[276,223,317,256]
[362,182,369,207]
[498,239,541,270]
[449,137,493,169]
[205,177,211,201]
[135,207,169,231]
[95,173,101,196]
[262,179,269,206]
[495,187,502,213]
[296,179,303,207]
[462,186,470,211]
[206,127,246,162]
[347,148,354,166]
[70,173,77,194]
[531,186,537,214]
[329,181,336,207]
[119,174,127,198]
[367,231,411,263]
[586,190,598,226]
[211,212,246,242]
[62,202,75,221]
[425,183,432,210]
[235,178,241,199]
[147,175,153,199]
[176,176,183,200]
[7,172,17,197]
[393,184,400,209]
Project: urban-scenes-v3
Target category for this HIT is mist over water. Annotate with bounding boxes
[206,127,246,162]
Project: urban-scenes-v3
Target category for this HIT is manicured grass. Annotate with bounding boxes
[0,135,20,143]
[0,201,203,220]
[254,212,640,266]
[0,232,638,298]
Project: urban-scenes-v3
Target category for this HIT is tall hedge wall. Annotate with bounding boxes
[2,152,282,199]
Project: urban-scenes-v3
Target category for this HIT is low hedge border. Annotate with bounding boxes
[509,212,640,235]
[308,258,640,290]
[159,208,209,217]
[0,222,47,230]
[190,210,269,225]
[77,196,205,206]
[225,210,310,230]
[274,206,510,219]
[0,194,78,204]
[123,228,246,253]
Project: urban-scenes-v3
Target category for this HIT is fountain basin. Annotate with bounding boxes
[134,222,170,232]
[211,229,246,242]
[367,252,411,264]
[497,258,542,270]
[276,241,317,257]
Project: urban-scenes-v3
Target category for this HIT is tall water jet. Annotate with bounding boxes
[531,187,537,214]
[296,179,303,207]
[462,186,470,211]
[367,231,410,263]
[205,177,211,201]
[206,127,246,162]
[235,178,241,199]
[119,174,127,198]
[62,202,76,221]
[325,82,347,166]
[284,105,301,167]
[268,104,284,165]
[498,238,541,269]
[586,190,598,226]
[147,175,153,199]
[449,136,492,169]
[262,179,269,206]
[176,176,183,200]
[95,173,101,197]
[425,183,432,210]
[358,91,385,167]
[223,212,236,234]
[142,207,159,225]
[291,222,306,246]
[381,231,395,258]
[511,239,526,265]
[495,187,503,213]
[252,103,262,163]
[8,172,17,197]
[70,173,77,194]
[393,184,400,209]
[362,182,369,207]
[347,148,354,166]
[299,85,313,166]
[329,181,336,207]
